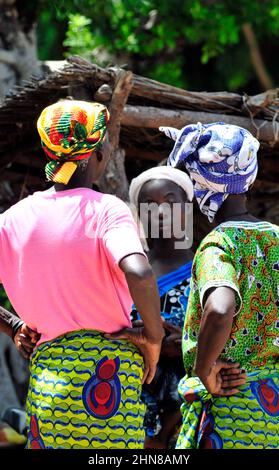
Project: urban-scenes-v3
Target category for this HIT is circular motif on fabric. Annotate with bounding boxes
[250,379,279,416]
[82,356,121,419]
[28,415,45,449]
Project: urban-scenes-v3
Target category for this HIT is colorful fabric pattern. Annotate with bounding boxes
[160,122,259,221]
[131,262,192,440]
[183,221,279,371]
[176,365,279,449]
[26,330,145,449]
[156,261,192,328]
[177,221,279,448]
[37,100,109,184]
[132,261,192,328]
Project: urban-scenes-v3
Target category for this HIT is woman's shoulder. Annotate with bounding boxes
[96,193,133,217]
[70,189,129,214]
[0,195,31,219]
[98,192,127,207]
[215,221,279,249]
[196,225,232,252]
[200,220,279,245]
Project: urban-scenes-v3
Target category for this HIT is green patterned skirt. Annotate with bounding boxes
[176,363,279,449]
[26,330,145,449]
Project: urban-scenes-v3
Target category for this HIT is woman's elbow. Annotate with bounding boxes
[120,254,155,283]
[203,286,236,319]
[126,265,155,285]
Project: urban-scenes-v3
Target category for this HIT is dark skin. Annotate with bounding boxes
[194,194,260,396]
[109,255,163,385]
[215,193,261,225]
[138,179,194,358]
[137,179,194,448]
[0,307,40,359]
[13,325,41,360]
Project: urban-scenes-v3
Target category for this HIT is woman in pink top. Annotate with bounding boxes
[0,100,163,449]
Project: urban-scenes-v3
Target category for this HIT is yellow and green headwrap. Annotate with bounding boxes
[37,100,110,184]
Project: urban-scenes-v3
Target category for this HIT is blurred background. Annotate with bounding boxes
[18,0,279,93]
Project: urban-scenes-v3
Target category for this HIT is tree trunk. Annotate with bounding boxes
[121,104,279,144]
[0,0,42,102]
[242,23,274,91]
[98,70,133,201]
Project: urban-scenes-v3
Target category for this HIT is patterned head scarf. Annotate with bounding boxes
[37,100,110,184]
[160,122,259,222]
[129,166,194,209]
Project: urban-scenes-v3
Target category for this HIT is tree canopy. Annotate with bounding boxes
[37,1,279,92]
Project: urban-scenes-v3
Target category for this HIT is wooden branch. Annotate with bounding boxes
[64,58,243,113]
[121,105,279,143]
[98,70,133,200]
[131,75,242,113]
[107,70,133,149]
[244,89,278,110]
[242,23,273,91]
[94,84,112,103]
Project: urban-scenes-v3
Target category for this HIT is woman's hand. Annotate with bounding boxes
[195,359,247,396]
[161,321,182,358]
[13,324,41,360]
[105,327,163,385]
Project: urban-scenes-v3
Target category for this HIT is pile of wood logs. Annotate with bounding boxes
[0,56,278,240]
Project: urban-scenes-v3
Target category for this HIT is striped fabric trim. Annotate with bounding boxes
[217,221,278,232]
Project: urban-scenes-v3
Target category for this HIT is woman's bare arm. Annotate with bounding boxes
[106,253,164,384]
[194,286,246,395]
[194,286,235,378]
[0,305,40,359]
[120,254,163,341]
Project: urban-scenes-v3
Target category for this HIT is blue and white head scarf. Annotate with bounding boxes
[159,122,259,222]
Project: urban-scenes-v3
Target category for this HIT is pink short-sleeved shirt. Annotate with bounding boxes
[0,187,146,345]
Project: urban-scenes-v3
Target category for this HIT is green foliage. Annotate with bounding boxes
[37,4,67,60]
[38,0,279,91]
[148,57,186,88]
[215,44,254,91]
[63,14,95,58]
[0,287,12,312]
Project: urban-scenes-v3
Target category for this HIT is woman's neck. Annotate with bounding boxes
[54,181,92,192]
[215,194,260,224]
[53,170,93,192]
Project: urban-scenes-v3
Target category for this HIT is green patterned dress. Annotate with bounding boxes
[176,221,279,449]
[26,330,145,449]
